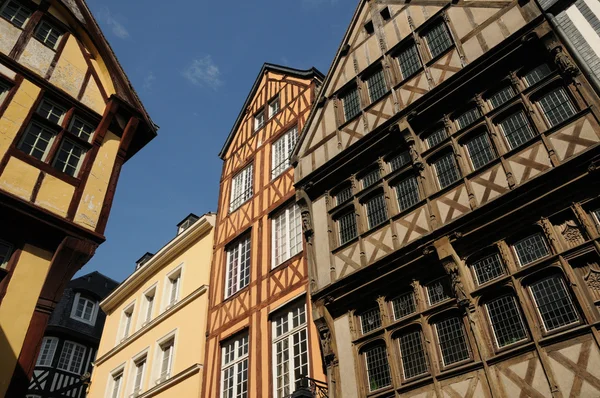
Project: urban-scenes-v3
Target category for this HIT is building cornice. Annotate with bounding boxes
[95,285,208,366]
[100,214,214,312]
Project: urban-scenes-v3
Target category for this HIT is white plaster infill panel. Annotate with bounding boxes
[548,115,600,161]
[433,184,470,226]
[18,40,54,77]
[0,19,21,56]
[507,141,552,185]
[490,351,552,397]
[393,205,430,247]
[362,224,394,265]
[469,163,509,207]
[334,240,362,280]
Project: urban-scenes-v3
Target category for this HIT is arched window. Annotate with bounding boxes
[484,294,528,348]
[395,327,428,380]
[362,342,392,392]
[528,273,580,332]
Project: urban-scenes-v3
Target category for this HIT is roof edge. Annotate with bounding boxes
[218,63,325,160]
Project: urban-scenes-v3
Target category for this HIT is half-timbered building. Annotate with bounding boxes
[27,271,118,398]
[0,0,157,395]
[202,64,327,398]
[293,0,600,397]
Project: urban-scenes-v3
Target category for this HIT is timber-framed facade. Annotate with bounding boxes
[294,1,600,397]
[202,64,326,398]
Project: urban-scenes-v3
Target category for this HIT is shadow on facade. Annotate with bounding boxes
[0,323,20,396]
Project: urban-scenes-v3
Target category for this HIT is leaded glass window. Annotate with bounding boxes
[427,277,452,305]
[399,330,428,379]
[433,152,461,189]
[335,186,352,205]
[361,306,382,334]
[472,254,504,285]
[342,87,360,121]
[537,88,576,127]
[499,111,536,150]
[425,128,447,148]
[513,233,550,266]
[337,211,357,245]
[486,296,528,348]
[456,107,481,130]
[488,86,515,109]
[395,175,420,211]
[364,345,392,392]
[435,317,470,366]
[362,168,381,189]
[397,44,421,79]
[367,69,387,103]
[424,22,453,59]
[524,64,551,86]
[389,150,411,171]
[530,275,579,332]
[365,194,388,229]
[392,291,416,320]
[465,133,495,170]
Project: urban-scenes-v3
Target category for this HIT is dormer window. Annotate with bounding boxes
[268,96,280,118]
[136,252,154,270]
[177,214,200,235]
[70,293,98,325]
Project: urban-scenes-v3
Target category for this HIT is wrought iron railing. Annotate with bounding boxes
[290,375,328,398]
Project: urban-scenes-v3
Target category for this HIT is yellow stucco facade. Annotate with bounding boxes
[88,214,215,398]
[0,0,156,395]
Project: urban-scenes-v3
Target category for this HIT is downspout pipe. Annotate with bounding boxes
[538,0,600,95]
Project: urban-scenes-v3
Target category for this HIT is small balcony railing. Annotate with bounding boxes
[289,375,328,398]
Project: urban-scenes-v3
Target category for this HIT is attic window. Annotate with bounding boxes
[177,214,200,235]
[380,7,391,21]
[136,253,154,270]
[364,21,375,35]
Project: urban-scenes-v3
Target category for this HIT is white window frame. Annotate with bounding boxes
[117,302,135,344]
[271,126,298,179]
[153,331,177,384]
[139,285,157,328]
[57,340,86,374]
[271,202,302,268]
[254,111,265,131]
[68,115,95,142]
[271,301,309,398]
[164,265,183,310]
[36,336,58,367]
[37,98,66,124]
[34,19,63,49]
[225,235,251,299]
[52,138,87,177]
[268,95,280,118]
[18,122,57,161]
[220,332,249,398]
[229,164,253,212]
[485,295,528,349]
[129,349,148,397]
[106,364,125,398]
[70,292,98,326]
[0,0,31,28]
[0,239,12,270]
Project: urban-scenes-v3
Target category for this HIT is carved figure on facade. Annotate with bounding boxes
[552,46,580,77]
[315,317,336,365]
[442,258,469,306]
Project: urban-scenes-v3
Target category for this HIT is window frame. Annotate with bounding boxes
[340,85,361,122]
[535,86,577,128]
[363,191,389,230]
[107,366,124,398]
[396,328,429,381]
[118,302,135,343]
[34,19,63,50]
[271,202,303,268]
[271,126,298,179]
[528,274,580,333]
[365,67,387,104]
[423,20,453,60]
[396,42,422,81]
[69,292,98,326]
[432,151,461,190]
[165,265,183,309]
[156,335,175,382]
[220,332,249,398]
[433,315,472,368]
[254,109,265,132]
[130,351,148,396]
[471,252,505,286]
[0,0,31,28]
[52,138,87,177]
[484,294,529,349]
[229,164,253,212]
[463,130,496,171]
[363,343,392,392]
[391,291,417,320]
[512,232,551,267]
[18,121,58,161]
[56,340,86,375]
[359,305,382,334]
[140,285,156,327]
[268,95,280,119]
[335,209,358,246]
[225,234,251,299]
[497,109,537,151]
[394,173,420,212]
[36,336,58,367]
[426,277,452,306]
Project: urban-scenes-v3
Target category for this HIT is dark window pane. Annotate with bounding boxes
[366,194,388,229]
[337,212,357,245]
[538,88,576,127]
[425,128,447,148]
[397,44,421,79]
[361,168,381,189]
[399,330,428,379]
[367,69,387,103]
[335,186,352,205]
[361,306,382,334]
[433,152,460,189]
[486,296,527,348]
[499,111,536,150]
[425,22,453,59]
[465,133,495,170]
[488,86,515,109]
[392,292,416,320]
[513,233,549,266]
[389,151,411,171]
[524,64,551,86]
[530,276,579,331]
[427,277,452,305]
[342,88,361,121]
[395,175,420,211]
[435,317,470,366]
[456,107,481,130]
[472,254,504,285]
[365,345,392,391]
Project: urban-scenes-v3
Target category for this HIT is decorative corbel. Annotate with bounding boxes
[552,46,580,79]
[442,257,470,308]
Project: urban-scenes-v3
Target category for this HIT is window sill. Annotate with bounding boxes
[366,385,394,397]
[437,359,479,379]
[333,235,360,253]
[396,374,434,392]
[270,250,304,273]
[538,322,588,347]
[486,341,535,365]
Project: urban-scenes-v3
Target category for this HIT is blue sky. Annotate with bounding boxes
[75,0,355,282]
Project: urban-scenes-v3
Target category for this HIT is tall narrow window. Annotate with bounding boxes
[335,186,352,205]
[427,277,452,306]
[499,111,535,150]
[271,127,298,178]
[472,254,505,285]
[221,333,249,398]
[167,271,181,306]
[57,341,86,374]
[158,338,174,381]
[488,86,515,109]
[486,295,528,348]
[530,275,579,332]
[132,355,147,395]
[425,128,447,148]
[524,64,551,86]
[225,235,251,298]
[0,240,12,269]
[365,194,388,229]
[392,291,416,320]
[0,0,31,28]
[397,44,421,79]
[537,87,576,127]
[120,305,134,341]
[465,133,495,170]
[18,122,56,161]
[435,317,470,366]
[230,165,253,212]
[342,87,360,122]
[110,370,123,398]
[433,152,461,189]
[424,22,453,59]
[272,203,302,267]
[360,306,382,334]
[269,96,280,118]
[455,107,481,130]
[254,111,265,131]
[398,330,428,379]
[34,20,62,49]
[36,337,58,367]
[70,293,97,325]
[53,139,86,177]
[395,175,420,211]
[513,233,550,266]
[143,290,155,325]
[364,345,392,392]
[389,151,411,171]
[272,301,309,398]
[367,69,387,103]
[337,211,358,245]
